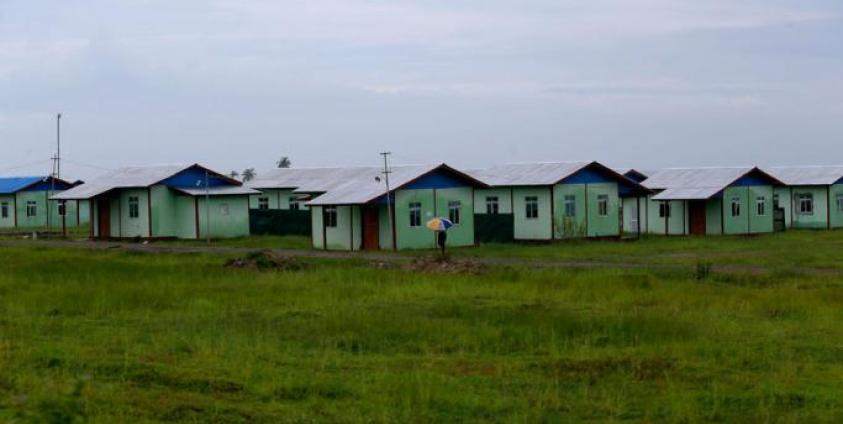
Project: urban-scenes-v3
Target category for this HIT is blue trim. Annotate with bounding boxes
[559,167,615,184]
[730,174,771,187]
[0,176,73,193]
[161,166,234,189]
[835,177,843,185]
[402,169,471,190]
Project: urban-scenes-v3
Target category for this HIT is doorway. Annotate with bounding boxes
[97,198,111,240]
[362,206,380,250]
[688,200,707,235]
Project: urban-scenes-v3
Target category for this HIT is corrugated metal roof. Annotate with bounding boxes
[0,176,44,194]
[249,164,484,206]
[468,162,593,186]
[652,187,723,201]
[173,186,260,196]
[52,164,236,200]
[643,167,781,200]
[768,166,843,186]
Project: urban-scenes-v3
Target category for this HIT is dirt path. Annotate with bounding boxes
[1,239,839,276]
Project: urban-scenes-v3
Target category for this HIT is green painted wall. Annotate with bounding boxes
[434,187,474,247]
[512,187,552,240]
[250,189,309,210]
[174,195,198,239]
[586,182,619,237]
[394,189,436,249]
[774,187,792,228]
[117,189,150,238]
[310,205,361,251]
[14,191,48,228]
[151,185,176,236]
[553,184,585,238]
[831,184,843,229]
[78,200,90,225]
[378,204,394,250]
[0,195,15,228]
[473,188,513,215]
[311,206,324,249]
[621,197,646,234]
[645,197,687,235]
[721,186,774,235]
[705,199,722,235]
[196,195,250,239]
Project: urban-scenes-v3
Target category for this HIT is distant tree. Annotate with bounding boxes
[229,171,240,179]
[241,168,256,182]
[276,156,292,168]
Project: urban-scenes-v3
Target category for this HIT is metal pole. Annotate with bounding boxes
[205,170,211,245]
[56,113,61,179]
[380,152,395,250]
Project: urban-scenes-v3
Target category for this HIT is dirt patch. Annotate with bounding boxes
[224,250,309,271]
[402,256,487,274]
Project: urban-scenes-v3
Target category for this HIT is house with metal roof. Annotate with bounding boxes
[767,166,843,230]
[0,176,87,231]
[53,164,258,239]
[642,167,784,235]
[615,169,652,235]
[245,170,314,237]
[470,162,651,242]
[255,164,487,250]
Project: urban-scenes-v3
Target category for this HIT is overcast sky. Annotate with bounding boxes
[1,0,842,180]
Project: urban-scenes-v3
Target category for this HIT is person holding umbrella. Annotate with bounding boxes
[426,217,454,256]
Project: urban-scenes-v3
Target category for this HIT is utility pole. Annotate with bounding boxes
[205,170,211,245]
[56,113,61,178]
[380,152,396,251]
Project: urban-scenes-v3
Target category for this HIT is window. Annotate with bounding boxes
[448,201,461,224]
[220,203,230,216]
[409,202,422,227]
[659,202,670,218]
[1,202,8,219]
[837,194,843,213]
[564,195,576,217]
[258,197,269,210]
[128,196,140,219]
[289,197,300,210]
[797,193,814,215]
[597,194,609,217]
[756,196,766,216]
[324,206,338,228]
[485,196,499,215]
[26,201,37,218]
[773,194,780,209]
[731,197,741,217]
[525,196,539,219]
[57,201,66,216]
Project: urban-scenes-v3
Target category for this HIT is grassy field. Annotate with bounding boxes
[2,233,843,422]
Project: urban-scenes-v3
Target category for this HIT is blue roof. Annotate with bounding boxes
[0,177,44,194]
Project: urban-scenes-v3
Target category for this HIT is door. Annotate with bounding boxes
[97,198,111,240]
[362,206,380,250]
[688,200,707,235]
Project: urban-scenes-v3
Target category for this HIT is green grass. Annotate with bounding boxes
[2,235,843,422]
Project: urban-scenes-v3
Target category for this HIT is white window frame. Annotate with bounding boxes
[324,206,338,228]
[289,197,300,211]
[128,196,140,219]
[564,195,576,217]
[258,197,269,210]
[756,196,765,216]
[485,196,499,215]
[1,201,8,219]
[730,197,741,217]
[408,202,422,227]
[57,201,66,217]
[448,200,461,224]
[797,193,814,215]
[26,201,37,218]
[837,194,843,213]
[597,194,609,217]
[525,196,539,220]
[659,202,670,218]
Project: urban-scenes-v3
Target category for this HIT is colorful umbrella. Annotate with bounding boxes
[426,217,454,231]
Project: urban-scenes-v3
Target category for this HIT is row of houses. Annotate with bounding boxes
[3,161,842,250]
